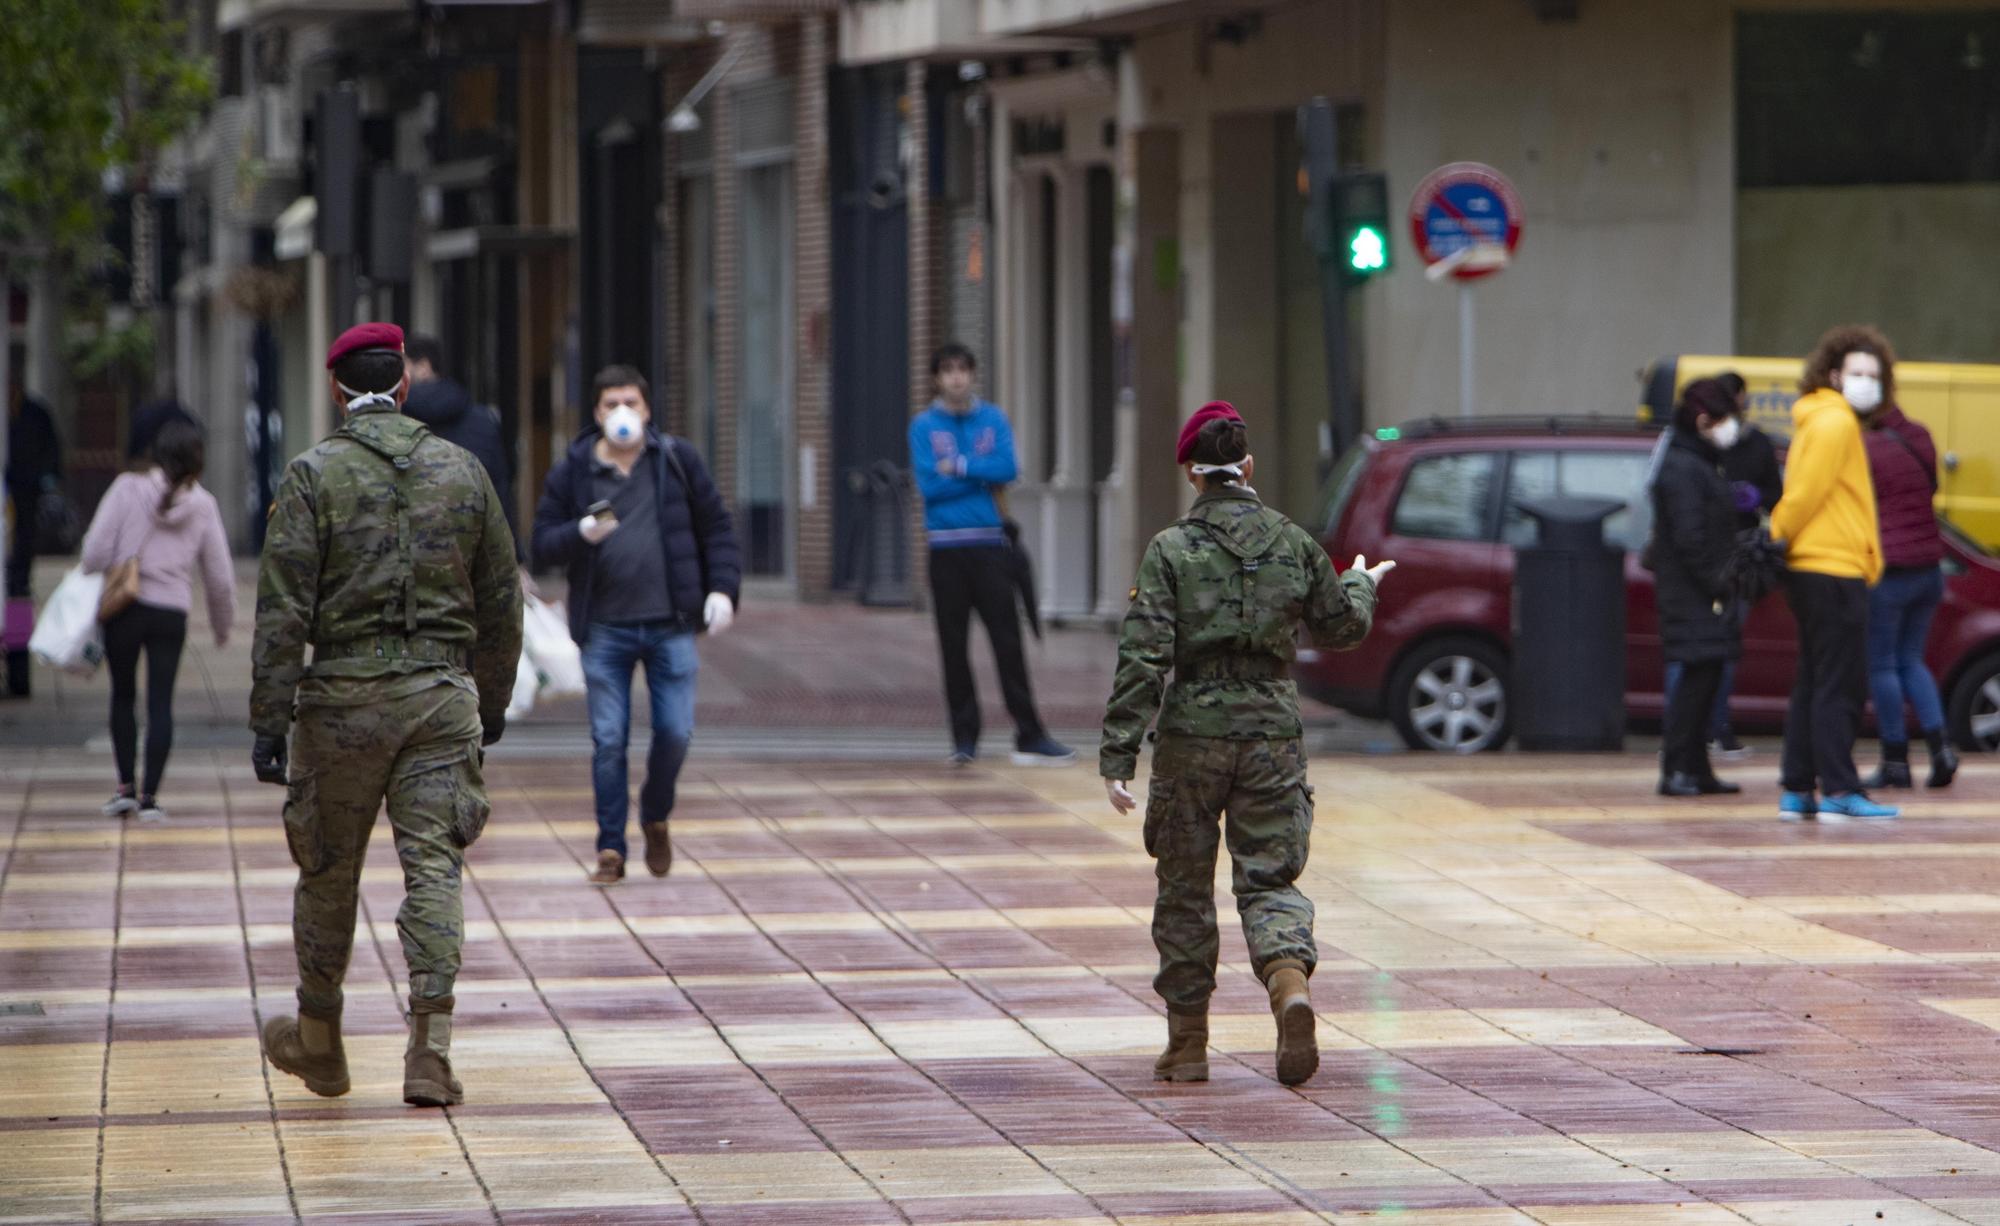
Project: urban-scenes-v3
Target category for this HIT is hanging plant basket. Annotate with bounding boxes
[223,264,299,319]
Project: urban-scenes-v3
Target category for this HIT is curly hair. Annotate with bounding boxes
[1800,324,1897,405]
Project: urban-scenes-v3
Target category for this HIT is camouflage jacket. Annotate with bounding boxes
[1099,486,1376,779]
[250,404,524,737]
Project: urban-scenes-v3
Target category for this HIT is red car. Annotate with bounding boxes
[1297,416,2000,753]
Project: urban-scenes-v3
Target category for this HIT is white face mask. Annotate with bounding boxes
[603,406,647,447]
[1841,374,1883,413]
[1707,417,1742,450]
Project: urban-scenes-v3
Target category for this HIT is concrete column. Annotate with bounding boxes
[1131,127,1182,552]
[794,15,835,598]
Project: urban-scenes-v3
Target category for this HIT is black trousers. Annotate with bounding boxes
[1781,571,1868,796]
[103,601,187,797]
[1662,658,1725,780]
[928,546,1046,749]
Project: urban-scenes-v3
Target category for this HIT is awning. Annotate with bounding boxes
[427,225,575,262]
[273,196,317,261]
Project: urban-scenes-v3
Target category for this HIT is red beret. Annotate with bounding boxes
[326,322,405,370]
[1176,401,1244,464]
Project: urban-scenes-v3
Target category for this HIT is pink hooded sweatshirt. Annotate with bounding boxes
[80,469,237,644]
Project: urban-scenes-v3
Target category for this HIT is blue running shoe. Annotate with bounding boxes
[1778,791,1817,822]
[1011,737,1078,767]
[1820,791,1899,821]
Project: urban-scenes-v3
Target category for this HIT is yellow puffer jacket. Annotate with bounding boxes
[1769,388,1884,584]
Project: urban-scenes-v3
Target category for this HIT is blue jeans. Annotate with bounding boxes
[1866,564,1945,744]
[1663,658,1737,741]
[582,622,698,857]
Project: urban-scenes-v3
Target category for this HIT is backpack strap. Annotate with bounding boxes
[1878,425,1938,494]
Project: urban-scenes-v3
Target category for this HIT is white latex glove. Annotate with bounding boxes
[1105,779,1136,814]
[579,514,619,545]
[1352,554,1397,584]
[703,592,735,635]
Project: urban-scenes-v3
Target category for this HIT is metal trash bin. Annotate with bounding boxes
[1513,495,1626,751]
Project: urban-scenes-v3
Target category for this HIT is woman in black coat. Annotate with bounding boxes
[1651,377,1748,797]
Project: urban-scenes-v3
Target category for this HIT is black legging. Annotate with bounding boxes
[103,602,187,798]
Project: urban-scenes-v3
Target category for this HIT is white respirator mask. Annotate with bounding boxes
[603,406,647,447]
[1841,374,1883,414]
[1707,417,1742,451]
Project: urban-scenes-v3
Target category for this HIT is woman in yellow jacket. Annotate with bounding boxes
[1769,325,1894,821]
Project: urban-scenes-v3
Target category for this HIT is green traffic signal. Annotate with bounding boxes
[1348,224,1389,275]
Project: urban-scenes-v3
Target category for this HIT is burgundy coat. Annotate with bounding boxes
[1862,406,1945,570]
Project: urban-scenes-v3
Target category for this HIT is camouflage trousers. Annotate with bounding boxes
[282,678,490,1018]
[1144,733,1315,1013]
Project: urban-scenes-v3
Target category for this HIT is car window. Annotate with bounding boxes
[1503,449,1652,551]
[1391,452,1498,541]
[1315,444,1370,538]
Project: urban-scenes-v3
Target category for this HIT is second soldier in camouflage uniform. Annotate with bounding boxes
[252,322,522,1107]
[1100,402,1387,1087]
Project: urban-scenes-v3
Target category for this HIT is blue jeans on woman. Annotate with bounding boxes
[1866,564,1946,745]
[582,621,698,857]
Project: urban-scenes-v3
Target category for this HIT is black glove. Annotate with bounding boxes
[481,719,504,747]
[252,734,288,785]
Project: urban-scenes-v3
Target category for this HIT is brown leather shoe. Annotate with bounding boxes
[641,822,672,877]
[1153,1007,1209,1082]
[588,849,625,885]
[1264,958,1319,1087]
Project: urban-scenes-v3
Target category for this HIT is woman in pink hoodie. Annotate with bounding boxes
[79,420,236,820]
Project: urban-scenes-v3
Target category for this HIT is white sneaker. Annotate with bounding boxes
[136,800,168,824]
[102,794,139,819]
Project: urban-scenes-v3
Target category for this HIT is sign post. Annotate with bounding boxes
[1409,162,1523,418]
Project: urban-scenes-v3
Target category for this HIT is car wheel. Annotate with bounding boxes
[1388,637,1512,753]
[1948,652,2000,752]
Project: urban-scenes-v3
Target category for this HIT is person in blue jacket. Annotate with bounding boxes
[909,343,1074,767]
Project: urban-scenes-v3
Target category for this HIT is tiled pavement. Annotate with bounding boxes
[13,744,2000,1223]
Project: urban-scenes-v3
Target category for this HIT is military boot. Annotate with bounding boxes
[262,1009,350,1097]
[1264,959,1319,1087]
[1153,1008,1210,1082]
[403,994,464,1108]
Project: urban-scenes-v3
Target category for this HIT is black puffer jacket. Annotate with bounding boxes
[1650,429,1743,664]
[531,427,741,646]
[404,376,521,559]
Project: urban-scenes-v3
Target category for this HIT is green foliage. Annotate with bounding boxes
[0,0,213,258]
[69,311,155,382]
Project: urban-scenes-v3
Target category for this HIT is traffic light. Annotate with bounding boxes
[1332,172,1392,281]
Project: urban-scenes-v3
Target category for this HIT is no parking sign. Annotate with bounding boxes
[1409,162,1522,281]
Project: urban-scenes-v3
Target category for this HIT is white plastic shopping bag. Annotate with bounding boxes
[28,566,106,676]
[504,652,539,719]
[522,594,586,697]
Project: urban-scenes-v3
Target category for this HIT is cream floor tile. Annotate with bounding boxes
[99,1120,290,1221]
[1763,1127,2000,1180]
[850,1144,1072,1200]
[104,1036,269,1115]
[1213,1138,1460,1190]
[281,1115,488,1215]
[0,1126,96,1224]
[1576,1130,1838,1183]
[0,1041,107,1117]
[571,1024,738,1068]
[658,1146,881,1204]
[1722,1200,1966,1226]
[874,1017,1051,1061]
[455,1111,685,1212]
[1028,1142,1273,1198]
[1397,1134,1661,1187]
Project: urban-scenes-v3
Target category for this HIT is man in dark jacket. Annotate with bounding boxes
[1651,378,1747,798]
[532,365,741,885]
[405,336,522,560]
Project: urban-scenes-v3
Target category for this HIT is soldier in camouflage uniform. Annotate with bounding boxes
[251,323,522,1108]
[1100,402,1390,1087]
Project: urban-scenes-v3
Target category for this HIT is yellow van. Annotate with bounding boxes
[1640,354,2000,548]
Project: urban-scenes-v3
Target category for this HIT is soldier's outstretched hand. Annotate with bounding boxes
[1352,554,1397,584]
[1105,778,1136,814]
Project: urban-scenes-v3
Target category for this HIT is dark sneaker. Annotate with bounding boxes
[949,743,977,767]
[588,850,626,885]
[642,822,672,878]
[1011,737,1077,767]
[1709,732,1753,761]
[102,792,138,819]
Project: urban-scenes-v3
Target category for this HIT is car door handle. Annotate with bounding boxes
[1945,451,1961,472]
